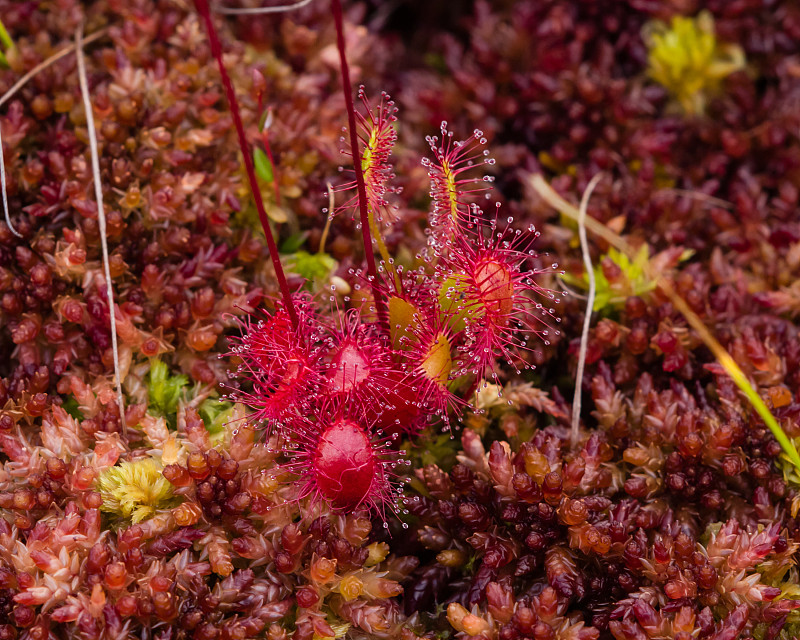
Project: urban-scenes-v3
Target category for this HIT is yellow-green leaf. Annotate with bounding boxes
[253,147,274,183]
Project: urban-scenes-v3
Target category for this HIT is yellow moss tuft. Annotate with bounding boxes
[644,11,745,115]
[96,458,176,524]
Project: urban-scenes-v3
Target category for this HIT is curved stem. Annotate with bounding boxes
[0,113,21,238]
[214,0,313,14]
[76,25,127,434]
[0,28,108,110]
[533,173,800,471]
[570,174,602,447]
[1,28,108,239]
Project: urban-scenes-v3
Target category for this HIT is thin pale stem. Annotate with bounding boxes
[570,174,603,447]
[330,0,388,330]
[531,173,800,470]
[76,25,127,435]
[194,0,299,329]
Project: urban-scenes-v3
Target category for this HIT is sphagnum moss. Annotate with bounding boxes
[643,11,746,116]
[2,2,800,639]
[96,458,176,524]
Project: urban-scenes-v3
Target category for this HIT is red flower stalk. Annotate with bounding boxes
[331,0,388,330]
[192,0,299,330]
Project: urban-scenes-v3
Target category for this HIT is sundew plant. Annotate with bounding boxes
[2,2,800,640]
[204,4,562,517]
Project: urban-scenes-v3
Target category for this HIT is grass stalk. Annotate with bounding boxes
[530,173,800,470]
[76,24,127,435]
[571,174,603,447]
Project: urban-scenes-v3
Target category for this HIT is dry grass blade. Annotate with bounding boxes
[1,28,108,238]
[530,173,800,470]
[0,28,107,110]
[75,24,127,435]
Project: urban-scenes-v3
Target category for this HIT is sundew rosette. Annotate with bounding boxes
[208,14,561,517]
[227,293,415,518]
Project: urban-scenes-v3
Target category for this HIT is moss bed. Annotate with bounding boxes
[2,1,800,639]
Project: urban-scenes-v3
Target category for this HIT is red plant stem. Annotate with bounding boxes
[193,0,299,330]
[330,0,388,329]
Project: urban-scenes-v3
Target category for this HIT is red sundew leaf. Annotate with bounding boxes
[322,307,415,434]
[312,420,378,510]
[436,212,560,384]
[331,89,399,229]
[423,123,494,241]
[227,293,324,425]
[287,409,404,519]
